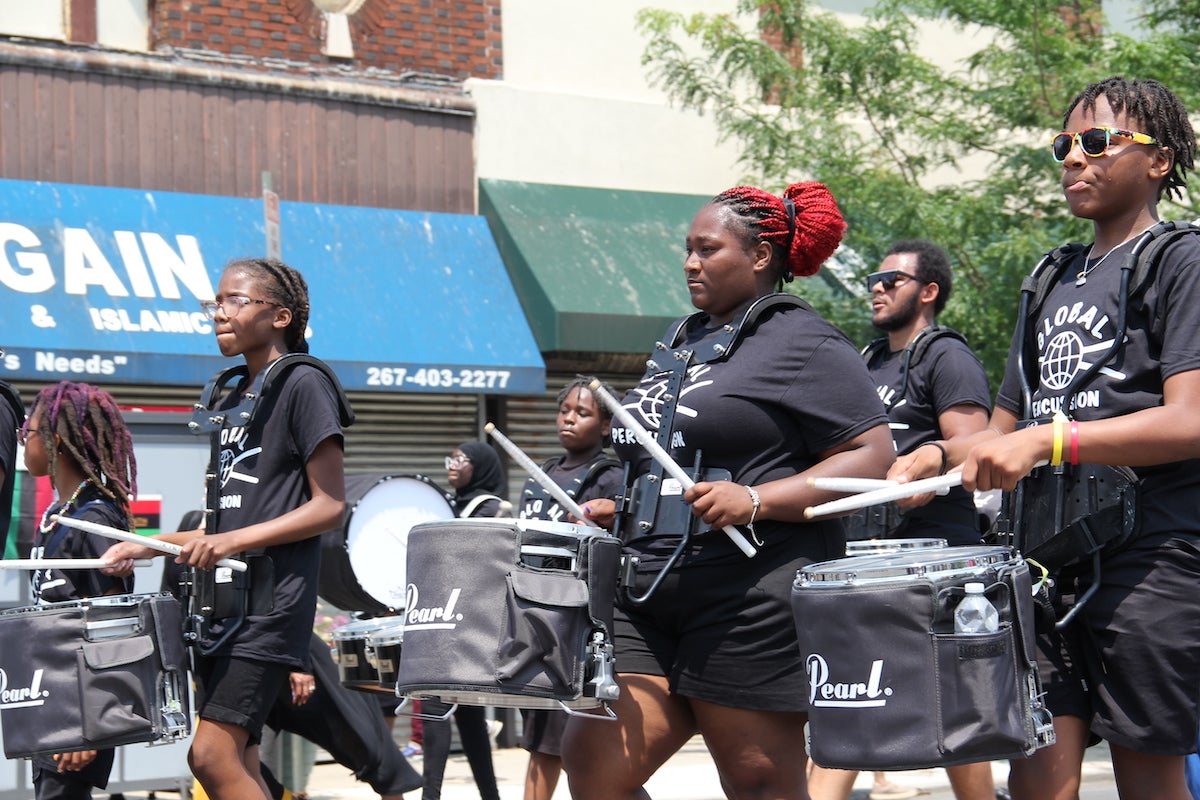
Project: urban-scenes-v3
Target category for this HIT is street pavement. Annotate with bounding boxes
[296,736,1123,800]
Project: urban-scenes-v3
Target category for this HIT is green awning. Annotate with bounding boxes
[480,180,705,354]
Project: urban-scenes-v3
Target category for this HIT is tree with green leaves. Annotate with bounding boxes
[638,0,1199,386]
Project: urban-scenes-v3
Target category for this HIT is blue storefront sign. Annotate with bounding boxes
[0,179,545,394]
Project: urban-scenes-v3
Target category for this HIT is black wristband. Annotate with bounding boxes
[922,441,949,475]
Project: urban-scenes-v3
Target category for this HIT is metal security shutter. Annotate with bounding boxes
[8,381,481,485]
[499,371,631,504]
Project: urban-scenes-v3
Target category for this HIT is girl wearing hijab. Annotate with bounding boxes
[414,442,510,800]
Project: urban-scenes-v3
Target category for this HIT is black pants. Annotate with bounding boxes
[419,700,500,800]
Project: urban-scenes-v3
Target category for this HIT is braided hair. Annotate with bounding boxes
[22,381,137,528]
[709,182,846,286]
[224,257,312,353]
[1065,76,1196,201]
[557,375,616,421]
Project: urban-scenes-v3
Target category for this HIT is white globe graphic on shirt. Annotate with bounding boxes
[1041,330,1083,391]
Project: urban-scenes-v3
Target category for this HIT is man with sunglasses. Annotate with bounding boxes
[808,241,996,800]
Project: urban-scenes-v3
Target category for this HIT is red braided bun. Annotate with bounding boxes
[710,182,846,279]
[783,182,846,278]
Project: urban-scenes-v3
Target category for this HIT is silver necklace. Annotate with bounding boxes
[1075,245,1118,287]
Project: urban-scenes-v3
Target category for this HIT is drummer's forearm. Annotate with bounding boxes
[758,425,894,522]
[945,408,1015,470]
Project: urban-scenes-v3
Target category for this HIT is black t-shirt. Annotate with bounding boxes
[517,453,623,524]
[0,383,19,556]
[864,331,991,541]
[31,486,132,603]
[612,301,888,565]
[996,233,1200,535]
[203,363,345,669]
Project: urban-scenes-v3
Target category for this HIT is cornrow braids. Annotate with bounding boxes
[23,381,137,529]
[710,182,846,285]
[558,375,615,420]
[225,257,312,353]
[1065,76,1196,201]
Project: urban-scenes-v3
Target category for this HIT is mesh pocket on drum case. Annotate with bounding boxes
[497,571,589,696]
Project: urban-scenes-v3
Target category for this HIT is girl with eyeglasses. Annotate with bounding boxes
[20,381,135,800]
[103,257,348,800]
[413,441,509,800]
[893,76,1200,800]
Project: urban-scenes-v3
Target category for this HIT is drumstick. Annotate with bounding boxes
[0,558,153,570]
[808,477,951,496]
[804,473,964,519]
[50,514,249,573]
[484,422,599,528]
[807,477,897,492]
[586,380,757,558]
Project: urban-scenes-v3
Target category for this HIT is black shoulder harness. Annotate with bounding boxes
[1015,221,1200,418]
[861,326,968,411]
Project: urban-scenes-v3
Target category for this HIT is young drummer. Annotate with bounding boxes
[104,258,348,800]
[22,381,136,799]
[516,377,622,800]
[894,76,1200,800]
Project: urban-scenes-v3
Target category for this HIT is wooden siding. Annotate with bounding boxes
[0,60,475,213]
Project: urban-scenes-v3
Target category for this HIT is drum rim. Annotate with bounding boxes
[797,545,1015,585]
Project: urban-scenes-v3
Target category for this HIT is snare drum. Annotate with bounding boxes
[368,618,405,692]
[845,537,947,556]
[0,593,191,759]
[793,546,1053,771]
[396,518,622,710]
[330,617,391,693]
[320,474,455,614]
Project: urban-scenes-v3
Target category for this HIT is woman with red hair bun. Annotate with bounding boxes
[562,182,894,799]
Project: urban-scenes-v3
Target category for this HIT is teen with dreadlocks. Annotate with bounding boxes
[104,257,348,800]
[21,381,136,799]
[562,183,892,799]
[891,76,1200,800]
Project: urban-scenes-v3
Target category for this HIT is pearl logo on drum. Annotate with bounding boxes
[403,584,463,631]
[0,668,50,709]
[806,654,892,708]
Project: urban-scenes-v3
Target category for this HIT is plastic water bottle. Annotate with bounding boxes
[954,582,999,634]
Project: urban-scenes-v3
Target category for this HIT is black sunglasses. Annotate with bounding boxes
[866,270,920,292]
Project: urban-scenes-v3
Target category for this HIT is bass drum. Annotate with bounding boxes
[319,473,455,614]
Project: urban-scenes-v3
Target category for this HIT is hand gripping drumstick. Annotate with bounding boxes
[586,380,757,558]
[50,514,249,573]
[484,422,599,528]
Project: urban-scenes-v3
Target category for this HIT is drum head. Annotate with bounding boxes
[798,545,1014,587]
[319,474,454,613]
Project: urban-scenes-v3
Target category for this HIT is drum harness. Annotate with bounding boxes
[184,353,355,654]
[615,293,813,604]
[856,326,970,538]
[999,220,1200,627]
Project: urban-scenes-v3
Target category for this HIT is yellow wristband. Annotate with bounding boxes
[1051,418,1064,466]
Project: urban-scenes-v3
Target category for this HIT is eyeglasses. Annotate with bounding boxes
[1051,126,1161,163]
[866,270,920,293]
[199,295,280,320]
[444,455,471,470]
[17,427,37,446]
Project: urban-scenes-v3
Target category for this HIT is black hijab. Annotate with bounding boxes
[452,441,505,512]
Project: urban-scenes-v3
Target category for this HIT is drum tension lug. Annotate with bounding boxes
[584,630,620,702]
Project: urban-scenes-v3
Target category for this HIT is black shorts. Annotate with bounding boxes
[520,708,568,756]
[614,535,838,712]
[193,654,291,746]
[1036,531,1200,755]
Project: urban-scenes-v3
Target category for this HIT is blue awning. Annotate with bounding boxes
[0,179,544,394]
